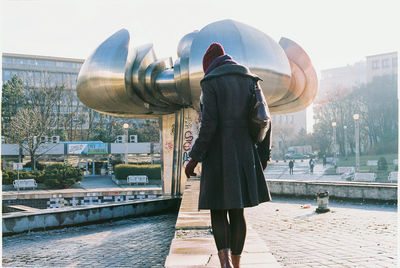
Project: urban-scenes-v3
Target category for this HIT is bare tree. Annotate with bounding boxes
[6,73,62,169]
[9,107,57,169]
[274,125,293,157]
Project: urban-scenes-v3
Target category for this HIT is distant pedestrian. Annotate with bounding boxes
[322,155,327,167]
[289,160,294,174]
[309,158,315,174]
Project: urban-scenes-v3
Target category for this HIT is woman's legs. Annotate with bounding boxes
[228,208,246,255]
[211,209,233,267]
[210,209,230,250]
[210,208,247,254]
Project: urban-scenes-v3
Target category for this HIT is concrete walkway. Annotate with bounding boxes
[246,198,397,267]
[165,178,281,267]
[265,162,343,181]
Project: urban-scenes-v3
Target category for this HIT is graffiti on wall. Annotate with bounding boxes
[182,130,193,166]
[182,110,201,167]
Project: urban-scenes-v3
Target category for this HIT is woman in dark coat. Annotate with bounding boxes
[185,43,272,268]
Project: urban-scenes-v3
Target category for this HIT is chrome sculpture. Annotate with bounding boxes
[77,19,318,117]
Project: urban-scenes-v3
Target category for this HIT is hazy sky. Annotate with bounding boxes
[2,0,399,75]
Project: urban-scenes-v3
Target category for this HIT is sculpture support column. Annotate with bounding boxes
[161,108,201,196]
[161,113,176,196]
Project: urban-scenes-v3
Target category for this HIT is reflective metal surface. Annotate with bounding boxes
[77,20,318,117]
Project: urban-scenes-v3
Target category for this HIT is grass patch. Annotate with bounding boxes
[337,153,398,172]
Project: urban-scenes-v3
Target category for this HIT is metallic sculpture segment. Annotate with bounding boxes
[187,20,292,110]
[77,20,318,117]
[273,37,319,113]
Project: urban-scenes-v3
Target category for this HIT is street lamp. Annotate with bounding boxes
[332,122,337,166]
[343,125,348,159]
[353,114,360,172]
[123,123,129,164]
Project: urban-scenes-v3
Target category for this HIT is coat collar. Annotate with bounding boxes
[201,64,261,82]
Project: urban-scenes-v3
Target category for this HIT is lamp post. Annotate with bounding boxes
[123,123,129,164]
[353,114,360,172]
[343,125,348,160]
[332,122,337,166]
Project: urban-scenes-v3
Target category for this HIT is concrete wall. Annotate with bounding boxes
[267,179,397,202]
[3,188,163,209]
[2,197,180,235]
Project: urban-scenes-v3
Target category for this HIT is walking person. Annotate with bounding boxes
[289,160,294,175]
[185,43,272,268]
[309,158,314,174]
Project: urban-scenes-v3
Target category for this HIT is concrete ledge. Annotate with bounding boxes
[267,179,397,202]
[2,187,162,200]
[2,197,180,235]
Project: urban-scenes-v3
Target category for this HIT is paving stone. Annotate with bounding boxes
[246,197,397,268]
[2,213,177,267]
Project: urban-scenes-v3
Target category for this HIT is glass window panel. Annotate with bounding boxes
[25,59,35,65]
[49,73,57,87]
[26,71,34,86]
[71,74,77,88]
[3,70,11,81]
[15,58,25,64]
[382,59,390,68]
[56,73,63,84]
[36,59,46,66]
[2,57,13,64]
[34,71,41,87]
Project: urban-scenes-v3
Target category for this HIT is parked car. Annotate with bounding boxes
[284,153,305,160]
[303,153,316,159]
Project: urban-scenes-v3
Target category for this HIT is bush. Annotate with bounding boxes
[23,161,45,171]
[1,170,44,185]
[378,157,388,171]
[376,170,389,180]
[114,164,161,180]
[110,159,123,166]
[2,171,11,185]
[43,164,83,189]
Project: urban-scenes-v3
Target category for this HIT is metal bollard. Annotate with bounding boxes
[316,191,330,213]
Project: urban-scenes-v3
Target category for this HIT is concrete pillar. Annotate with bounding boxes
[161,108,201,196]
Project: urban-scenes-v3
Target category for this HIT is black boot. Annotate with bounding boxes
[217,248,233,268]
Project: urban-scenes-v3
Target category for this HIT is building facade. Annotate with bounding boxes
[2,53,83,89]
[317,51,398,105]
[2,53,91,138]
[317,61,366,105]
[366,52,397,82]
[270,109,307,159]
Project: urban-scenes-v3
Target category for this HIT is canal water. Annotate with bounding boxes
[2,213,177,267]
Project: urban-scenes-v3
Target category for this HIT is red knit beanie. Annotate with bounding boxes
[202,43,225,73]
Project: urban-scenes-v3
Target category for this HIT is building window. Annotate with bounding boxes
[2,70,11,81]
[382,59,390,68]
[393,57,398,68]
[34,71,41,87]
[372,60,379,69]
[25,59,35,65]
[2,57,13,64]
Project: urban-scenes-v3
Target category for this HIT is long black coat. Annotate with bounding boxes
[189,64,272,210]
